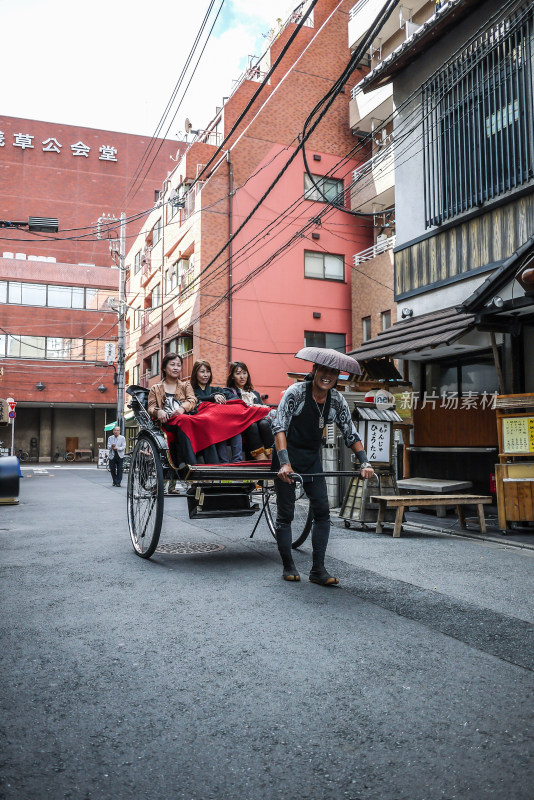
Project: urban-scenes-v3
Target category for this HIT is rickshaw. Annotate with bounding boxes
[125,385,354,559]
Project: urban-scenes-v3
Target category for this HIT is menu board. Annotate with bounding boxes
[358,420,391,463]
[502,417,534,454]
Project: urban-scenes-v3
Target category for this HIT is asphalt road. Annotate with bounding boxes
[1,465,533,800]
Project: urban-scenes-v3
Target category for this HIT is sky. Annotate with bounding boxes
[1,0,297,139]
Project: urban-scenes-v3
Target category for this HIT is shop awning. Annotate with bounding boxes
[349,307,477,362]
[104,410,134,431]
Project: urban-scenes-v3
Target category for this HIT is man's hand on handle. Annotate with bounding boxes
[278,463,294,484]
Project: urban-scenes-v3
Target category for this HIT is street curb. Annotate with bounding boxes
[402,521,534,551]
[331,513,534,552]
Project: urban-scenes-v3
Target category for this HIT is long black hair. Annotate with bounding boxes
[190,360,212,390]
[226,361,253,391]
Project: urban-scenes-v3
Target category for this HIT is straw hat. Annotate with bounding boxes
[295,347,361,376]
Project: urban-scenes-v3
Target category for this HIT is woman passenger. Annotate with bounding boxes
[147,352,198,465]
[227,361,274,461]
[190,360,243,463]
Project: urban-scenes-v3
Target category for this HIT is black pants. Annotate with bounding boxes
[275,475,330,562]
[243,418,274,454]
[109,454,123,486]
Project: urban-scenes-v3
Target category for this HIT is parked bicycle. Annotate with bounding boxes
[52,448,75,462]
[16,448,29,462]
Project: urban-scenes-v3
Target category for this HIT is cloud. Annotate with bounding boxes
[0,0,304,137]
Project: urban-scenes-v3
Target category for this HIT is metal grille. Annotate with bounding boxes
[423,3,534,228]
[155,542,225,555]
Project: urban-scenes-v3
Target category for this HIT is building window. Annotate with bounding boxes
[304,174,344,204]
[0,281,110,310]
[0,334,104,360]
[152,283,161,308]
[133,364,140,385]
[304,331,346,353]
[134,251,141,274]
[166,335,193,355]
[6,282,47,306]
[48,285,84,308]
[423,354,499,396]
[167,263,179,293]
[381,310,391,330]
[176,257,194,298]
[150,351,159,377]
[133,308,141,329]
[362,316,371,342]
[4,334,46,358]
[84,288,108,310]
[46,337,79,360]
[167,186,184,222]
[423,6,534,227]
[152,218,162,245]
[304,251,344,281]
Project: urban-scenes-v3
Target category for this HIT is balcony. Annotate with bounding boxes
[350,81,393,133]
[353,233,396,265]
[351,147,395,213]
[348,0,427,54]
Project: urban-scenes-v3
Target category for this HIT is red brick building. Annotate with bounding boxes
[125,0,375,402]
[0,116,186,459]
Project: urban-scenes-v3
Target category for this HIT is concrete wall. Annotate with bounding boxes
[10,405,110,461]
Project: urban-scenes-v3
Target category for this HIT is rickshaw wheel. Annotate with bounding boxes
[263,480,313,545]
[127,435,164,558]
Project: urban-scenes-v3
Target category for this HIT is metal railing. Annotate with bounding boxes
[353,234,396,265]
[349,0,373,21]
[423,5,534,228]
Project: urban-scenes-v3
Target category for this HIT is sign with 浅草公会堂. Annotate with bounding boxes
[0,130,119,161]
[502,416,534,453]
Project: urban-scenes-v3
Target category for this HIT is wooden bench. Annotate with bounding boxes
[396,477,473,517]
[370,494,493,538]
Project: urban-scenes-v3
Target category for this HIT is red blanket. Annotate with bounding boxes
[164,399,270,452]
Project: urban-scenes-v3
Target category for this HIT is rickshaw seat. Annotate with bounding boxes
[126,385,150,409]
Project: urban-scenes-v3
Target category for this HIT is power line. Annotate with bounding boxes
[124,0,227,208]
[122,0,221,207]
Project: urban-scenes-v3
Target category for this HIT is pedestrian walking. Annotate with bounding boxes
[107,426,126,487]
[270,347,374,585]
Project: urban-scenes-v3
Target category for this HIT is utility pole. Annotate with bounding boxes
[97,212,126,435]
[116,213,126,435]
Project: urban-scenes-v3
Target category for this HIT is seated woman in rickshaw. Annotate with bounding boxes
[226,361,274,461]
[190,360,243,463]
[147,352,199,466]
[148,353,270,469]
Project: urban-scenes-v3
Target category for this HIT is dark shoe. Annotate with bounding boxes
[309,567,339,586]
[281,558,300,582]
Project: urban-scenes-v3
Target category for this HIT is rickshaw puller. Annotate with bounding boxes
[270,348,374,586]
